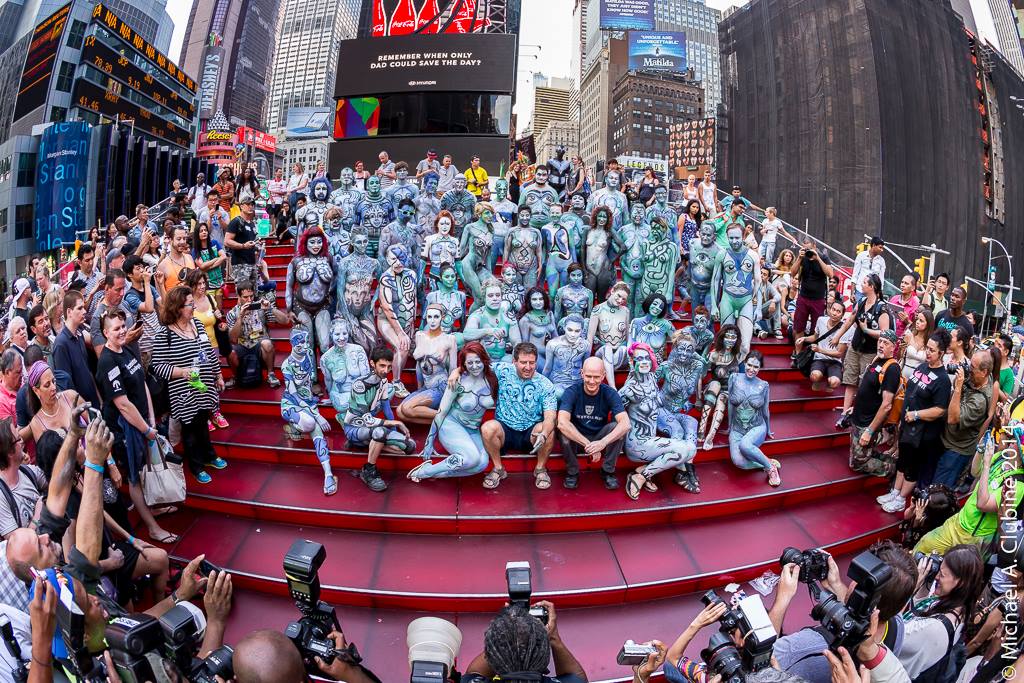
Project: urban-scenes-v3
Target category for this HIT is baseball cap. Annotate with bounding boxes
[13,278,30,298]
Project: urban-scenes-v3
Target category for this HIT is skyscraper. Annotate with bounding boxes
[179,0,281,129]
[652,0,721,114]
[985,0,1024,73]
[2,0,173,54]
[265,0,360,136]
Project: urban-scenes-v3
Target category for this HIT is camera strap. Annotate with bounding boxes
[0,616,28,681]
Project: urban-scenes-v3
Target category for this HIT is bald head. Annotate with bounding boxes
[233,629,306,683]
[581,357,606,395]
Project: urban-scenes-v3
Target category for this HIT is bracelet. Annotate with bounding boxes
[31,654,52,668]
[862,644,887,670]
[84,461,104,474]
[106,457,115,466]
[128,535,136,545]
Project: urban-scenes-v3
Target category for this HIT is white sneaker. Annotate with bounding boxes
[876,489,898,504]
[882,496,906,514]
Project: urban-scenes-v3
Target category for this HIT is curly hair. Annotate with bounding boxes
[483,606,551,681]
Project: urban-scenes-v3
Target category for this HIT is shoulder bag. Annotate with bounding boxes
[142,435,186,507]
[794,320,845,377]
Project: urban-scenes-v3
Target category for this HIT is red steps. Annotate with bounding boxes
[155,491,896,612]
[182,447,874,533]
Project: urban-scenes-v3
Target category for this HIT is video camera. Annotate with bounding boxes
[699,590,777,680]
[505,561,549,624]
[283,539,363,672]
[779,547,892,654]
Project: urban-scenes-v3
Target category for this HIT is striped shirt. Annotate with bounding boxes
[150,319,220,423]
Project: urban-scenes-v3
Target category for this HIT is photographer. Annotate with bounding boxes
[233,628,377,683]
[898,545,983,679]
[463,602,587,683]
[768,541,918,683]
[789,237,834,339]
[931,351,993,488]
[836,274,892,431]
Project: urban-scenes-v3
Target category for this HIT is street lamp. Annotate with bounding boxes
[981,236,1014,333]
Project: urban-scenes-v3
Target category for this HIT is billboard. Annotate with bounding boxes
[90,4,196,92]
[334,99,381,138]
[616,155,669,183]
[35,122,90,251]
[334,33,517,96]
[237,126,276,153]
[71,78,191,148]
[628,32,687,72]
[369,0,513,36]
[599,0,653,31]
[198,46,224,119]
[286,107,333,138]
[669,117,715,169]
[14,4,71,121]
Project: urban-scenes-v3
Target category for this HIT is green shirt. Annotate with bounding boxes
[958,456,1024,537]
[941,380,991,455]
[999,367,1015,398]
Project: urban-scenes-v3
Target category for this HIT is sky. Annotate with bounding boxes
[165,0,749,130]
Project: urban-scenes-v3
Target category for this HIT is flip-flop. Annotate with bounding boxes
[768,467,782,487]
[150,530,180,544]
[151,506,178,518]
[408,463,429,483]
[534,468,551,490]
[643,478,658,492]
[626,472,645,500]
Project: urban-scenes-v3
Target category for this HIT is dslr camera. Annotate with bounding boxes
[699,590,777,678]
[779,548,892,654]
[505,561,549,624]
[283,539,363,672]
[780,546,830,583]
[914,551,942,587]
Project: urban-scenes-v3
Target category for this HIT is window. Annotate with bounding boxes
[0,208,7,233]
[16,154,36,187]
[66,20,86,49]
[49,106,67,122]
[55,61,75,92]
[15,205,32,241]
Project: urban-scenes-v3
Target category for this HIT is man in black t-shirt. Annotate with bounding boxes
[225,199,262,286]
[790,237,834,337]
[848,329,902,476]
[556,357,631,490]
[934,286,974,337]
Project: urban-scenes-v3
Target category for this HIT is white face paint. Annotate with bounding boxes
[438,217,453,235]
[565,321,582,344]
[485,286,503,310]
[633,349,653,374]
[425,308,442,330]
[331,321,350,346]
[502,268,517,284]
[744,358,762,378]
[530,292,544,310]
[307,236,324,255]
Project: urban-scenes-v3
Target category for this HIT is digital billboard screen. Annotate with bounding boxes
[14,4,71,121]
[669,117,715,169]
[72,77,191,149]
[35,121,90,251]
[599,0,653,31]
[628,32,687,72]
[334,32,517,97]
[368,0,515,36]
[286,107,333,138]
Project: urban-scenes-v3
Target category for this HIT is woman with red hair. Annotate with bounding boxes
[408,341,498,482]
[286,225,335,357]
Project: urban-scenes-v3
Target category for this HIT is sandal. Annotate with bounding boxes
[534,467,551,490]
[151,506,178,518]
[626,472,645,500]
[483,467,507,489]
[408,462,429,483]
[323,475,338,496]
[767,466,781,487]
[149,529,180,544]
[643,478,658,492]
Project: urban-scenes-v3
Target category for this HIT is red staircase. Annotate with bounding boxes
[150,243,897,682]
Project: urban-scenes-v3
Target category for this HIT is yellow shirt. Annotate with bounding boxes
[465,166,488,196]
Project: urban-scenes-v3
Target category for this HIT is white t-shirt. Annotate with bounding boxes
[762,217,783,243]
[812,314,853,361]
[0,603,31,680]
[287,173,309,196]
[899,613,963,679]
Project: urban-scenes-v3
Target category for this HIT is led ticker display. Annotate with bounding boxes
[90,3,197,93]
[72,77,191,149]
[81,36,196,121]
[14,4,71,121]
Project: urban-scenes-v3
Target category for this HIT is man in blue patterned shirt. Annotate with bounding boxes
[481,342,558,491]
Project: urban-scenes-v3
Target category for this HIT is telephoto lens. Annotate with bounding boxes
[701,631,745,683]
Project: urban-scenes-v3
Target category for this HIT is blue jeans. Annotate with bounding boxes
[933,448,971,488]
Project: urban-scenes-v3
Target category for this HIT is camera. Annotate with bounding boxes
[791,549,893,654]
[283,539,362,672]
[805,250,816,259]
[617,640,658,666]
[505,561,549,624]
[408,617,462,683]
[190,645,234,683]
[700,591,777,674]
[780,546,830,583]
[914,551,942,586]
[701,631,745,683]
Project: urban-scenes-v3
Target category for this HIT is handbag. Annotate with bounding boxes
[794,320,845,377]
[142,435,186,506]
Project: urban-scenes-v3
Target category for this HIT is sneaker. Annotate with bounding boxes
[876,489,898,505]
[224,378,236,389]
[882,496,906,514]
[267,374,281,389]
[195,471,212,484]
[208,420,216,432]
[393,381,410,399]
[210,457,228,470]
[213,412,230,429]
[603,473,619,490]
[360,464,388,492]
[563,474,579,490]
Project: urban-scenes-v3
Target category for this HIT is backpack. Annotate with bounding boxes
[879,359,907,425]
[0,465,45,529]
[236,347,263,388]
[913,614,966,683]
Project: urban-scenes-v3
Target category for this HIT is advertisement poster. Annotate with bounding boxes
[599,0,653,31]
[628,32,687,72]
[368,0,516,36]
[35,122,90,251]
[669,117,716,170]
[286,107,333,138]
[335,33,517,96]
[14,4,71,121]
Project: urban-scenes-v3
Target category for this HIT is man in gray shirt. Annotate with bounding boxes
[436,154,460,195]
[415,149,441,189]
[375,150,396,190]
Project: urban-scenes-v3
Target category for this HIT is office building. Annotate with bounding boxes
[985,0,1024,73]
[535,120,577,163]
[531,83,571,138]
[610,70,703,160]
[578,37,627,167]
[651,0,722,114]
[277,137,330,173]
[265,0,359,137]
[179,0,281,129]
[1,0,172,54]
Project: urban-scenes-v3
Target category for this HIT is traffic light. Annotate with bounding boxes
[914,256,928,283]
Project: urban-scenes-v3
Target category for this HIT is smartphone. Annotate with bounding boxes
[132,318,144,330]
[198,558,222,577]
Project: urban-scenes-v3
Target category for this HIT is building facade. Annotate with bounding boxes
[578,37,627,168]
[987,0,1024,73]
[1,0,172,54]
[652,0,721,114]
[277,137,330,173]
[610,71,703,160]
[265,0,359,136]
[535,120,577,164]
[531,84,571,138]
